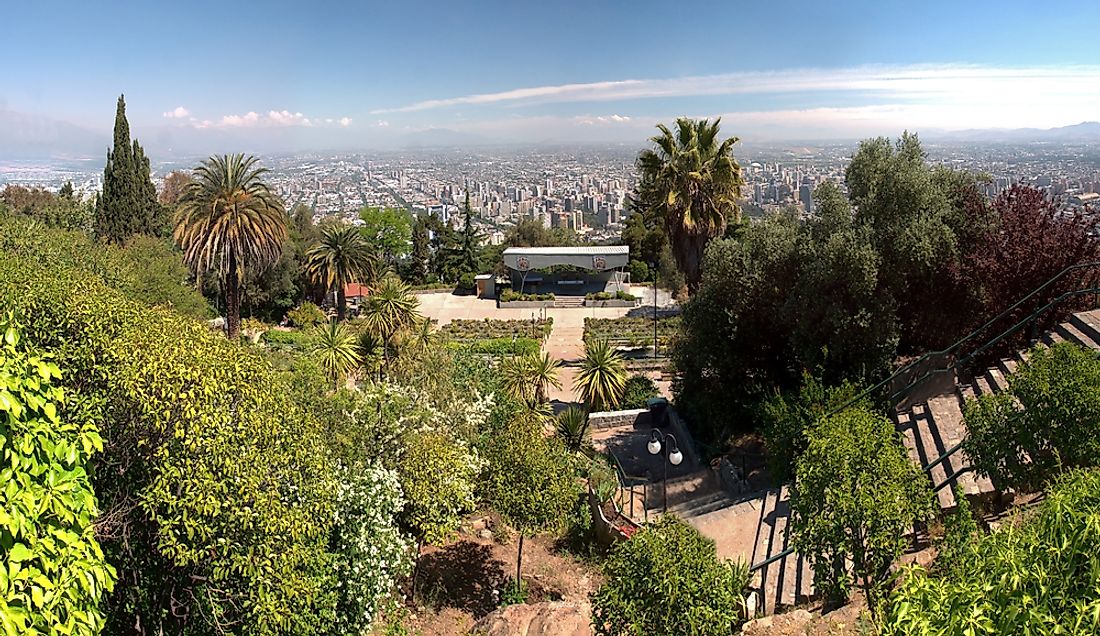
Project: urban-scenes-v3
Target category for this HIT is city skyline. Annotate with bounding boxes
[4,0,1100,156]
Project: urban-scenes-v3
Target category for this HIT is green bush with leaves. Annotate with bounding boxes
[0,317,116,636]
[591,516,749,636]
[288,301,326,327]
[617,375,660,410]
[446,337,541,357]
[885,468,1100,634]
[790,406,933,615]
[500,289,554,302]
[964,341,1100,492]
[758,372,865,481]
[0,255,344,634]
[263,327,314,350]
[398,430,482,547]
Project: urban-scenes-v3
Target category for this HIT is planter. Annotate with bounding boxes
[498,300,556,308]
[584,299,639,308]
[409,287,455,295]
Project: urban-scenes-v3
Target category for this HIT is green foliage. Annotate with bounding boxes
[0,256,342,634]
[500,289,555,302]
[0,184,94,232]
[359,206,413,261]
[627,258,650,283]
[305,222,378,321]
[758,372,865,481]
[591,516,749,636]
[499,351,562,407]
[0,317,116,636]
[328,465,414,635]
[398,431,482,546]
[885,468,1100,635]
[575,339,628,412]
[441,318,553,342]
[116,235,211,318]
[500,578,529,606]
[482,417,581,538]
[262,328,313,351]
[584,316,679,349]
[555,406,591,452]
[634,117,745,291]
[311,321,361,387]
[617,375,660,410]
[95,95,164,243]
[932,486,979,578]
[457,272,476,290]
[287,301,326,328]
[447,337,541,357]
[790,407,933,614]
[964,341,1100,491]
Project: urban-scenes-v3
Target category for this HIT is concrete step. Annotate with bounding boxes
[985,366,1008,393]
[897,406,956,511]
[1069,310,1100,349]
[1055,320,1097,350]
[747,486,814,616]
[669,491,736,519]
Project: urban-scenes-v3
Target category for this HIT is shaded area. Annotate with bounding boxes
[416,541,508,618]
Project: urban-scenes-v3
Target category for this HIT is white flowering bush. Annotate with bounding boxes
[329,464,414,634]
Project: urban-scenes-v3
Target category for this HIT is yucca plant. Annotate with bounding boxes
[555,406,590,452]
[574,338,628,412]
[311,321,361,389]
[361,276,420,373]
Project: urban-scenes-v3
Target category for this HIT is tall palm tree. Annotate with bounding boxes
[174,154,288,341]
[361,276,420,373]
[305,223,378,321]
[635,117,744,292]
[574,339,627,412]
[311,321,361,389]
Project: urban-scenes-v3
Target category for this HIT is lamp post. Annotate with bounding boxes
[647,429,682,513]
[648,261,659,360]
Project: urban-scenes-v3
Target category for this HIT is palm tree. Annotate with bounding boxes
[500,354,535,407]
[528,351,562,404]
[574,339,627,412]
[357,329,384,382]
[361,276,420,373]
[635,117,744,292]
[555,406,590,452]
[174,154,288,340]
[305,223,378,321]
[311,321,361,389]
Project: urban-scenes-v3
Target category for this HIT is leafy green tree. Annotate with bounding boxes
[311,321,362,388]
[575,338,628,411]
[359,206,413,263]
[964,342,1100,492]
[95,95,162,243]
[885,468,1100,635]
[617,374,660,410]
[174,153,288,341]
[305,223,377,321]
[790,407,933,615]
[118,235,211,318]
[288,301,326,328]
[591,516,749,636]
[1,184,94,232]
[457,192,483,274]
[398,431,481,594]
[635,117,745,291]
[0,316,116,636]
[481,417,581,591]
[409,214,431,284]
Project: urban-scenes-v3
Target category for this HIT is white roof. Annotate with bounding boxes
[503,246,628,255]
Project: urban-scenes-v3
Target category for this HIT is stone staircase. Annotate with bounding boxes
[552,296,586,308]
[895,308,1100,512]
[748,487,814,616]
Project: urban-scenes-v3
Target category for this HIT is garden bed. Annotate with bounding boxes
[584,315,680,348]
[584,299,638,308]
[498,300,555,308]
[441,318,553,341]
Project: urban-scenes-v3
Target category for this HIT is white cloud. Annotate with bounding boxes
[375,119,389,127]
[162,106,190,119]
[194,110,351,129]
[370,64,1100,117]
[576,114,634,125]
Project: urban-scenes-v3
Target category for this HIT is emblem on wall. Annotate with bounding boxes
[593,256,607,271]
[516,256,531,271]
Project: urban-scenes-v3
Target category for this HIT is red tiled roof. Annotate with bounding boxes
[344,283,371,298]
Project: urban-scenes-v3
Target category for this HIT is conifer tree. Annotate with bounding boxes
[95,95,161,243]
[458,191,482,274]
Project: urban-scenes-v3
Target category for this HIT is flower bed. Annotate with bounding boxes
[441,318,553,342]
[584,316,680,348]
[500,289,555,303]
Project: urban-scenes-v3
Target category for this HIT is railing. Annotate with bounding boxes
[749,264,1100,574]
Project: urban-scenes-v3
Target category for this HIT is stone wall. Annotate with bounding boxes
[587,408,648,430]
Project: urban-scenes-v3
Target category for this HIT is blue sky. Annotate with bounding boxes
[3,0,1100,149]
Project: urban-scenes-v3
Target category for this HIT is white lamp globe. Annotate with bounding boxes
[647,438,662,455]
[669,449,683,466]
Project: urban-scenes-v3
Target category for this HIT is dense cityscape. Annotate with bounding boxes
[4,139,1099,247]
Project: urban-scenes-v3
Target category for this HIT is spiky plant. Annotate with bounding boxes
[574,338,628,412]
[311,321,361,389]
[555,406,590,452]
[361,276,420,373]
[174,154,288,340]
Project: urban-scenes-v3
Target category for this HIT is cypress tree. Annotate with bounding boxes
[95,95,160,243]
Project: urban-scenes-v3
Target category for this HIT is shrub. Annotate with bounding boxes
[555,406,591,451]
[617,375,660,410]
[885,468,1100,634]
[591,516,750,635]
[500,289,554,302]
[790,407,934,615]
[0,316,116,635]
[398,431,482,547]
[964,341,1100,491]
[447,337,541,357]
[457,272,476,290]
[0,255,344,634]
[628,259,651,283]
[614,290,636,301]
[262,328,314,350]
[288,301,326,327]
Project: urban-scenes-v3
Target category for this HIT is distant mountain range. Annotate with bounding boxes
[2,110,1099,160]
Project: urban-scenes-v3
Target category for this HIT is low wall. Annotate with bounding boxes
[409,287,455,295]
[584,299,638,308]
[588,490,636,547]
[497,300,556,308]
[588,408,647,430]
